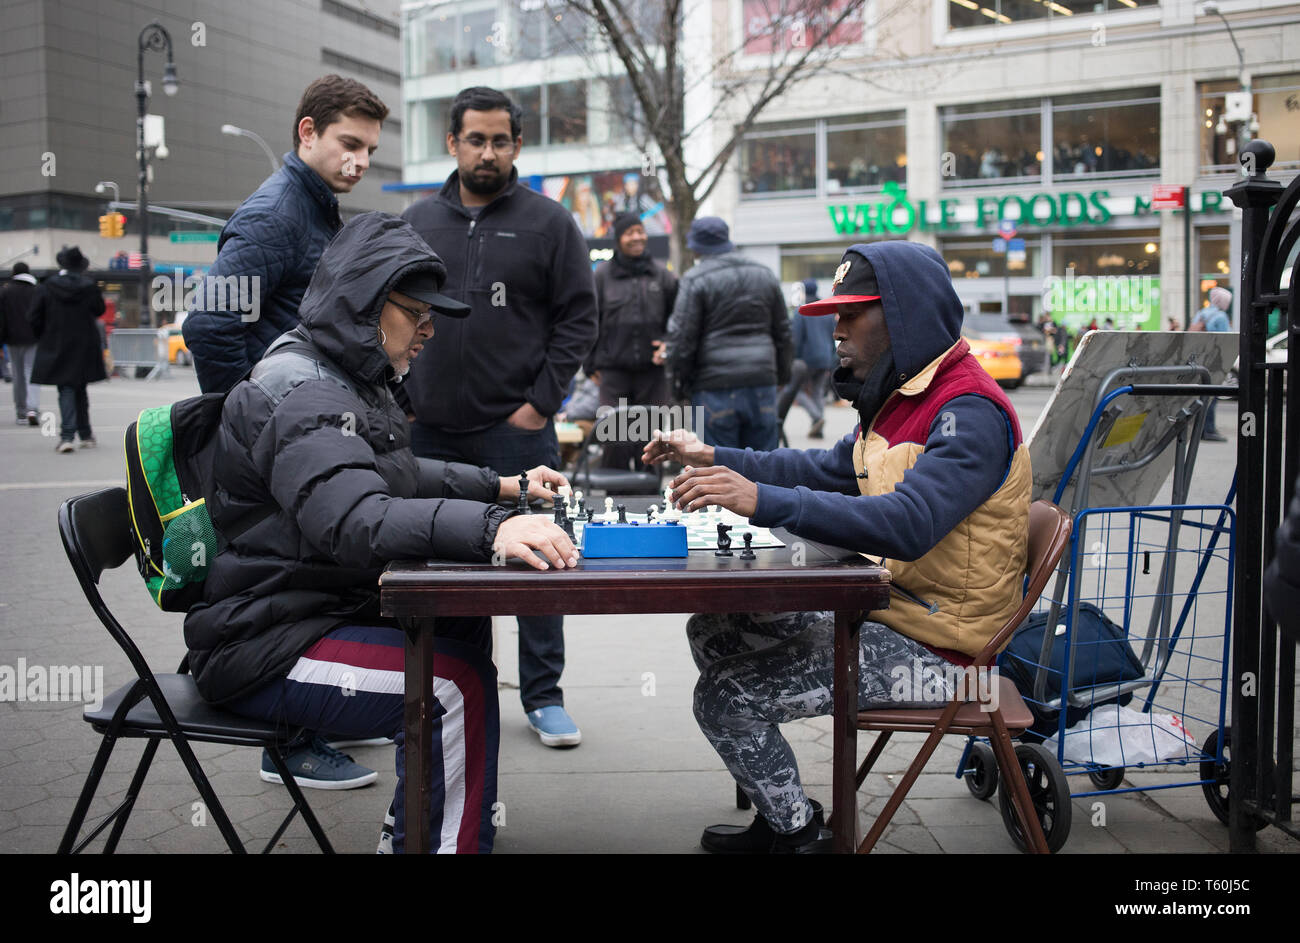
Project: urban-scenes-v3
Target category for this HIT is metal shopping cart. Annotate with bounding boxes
[955,332,1241,852]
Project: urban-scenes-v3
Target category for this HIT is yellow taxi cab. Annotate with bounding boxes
[965,335,1023,388]
[161,312,191,365]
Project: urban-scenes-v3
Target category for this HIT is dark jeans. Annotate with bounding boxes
[597,366,669,470]
[693,385,779,451]
[1204,396,1220,435]
[411,416,566,712]
[57,384,91,442]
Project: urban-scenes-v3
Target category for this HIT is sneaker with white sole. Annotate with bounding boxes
[78,437,96,449]
[526,705,582,747]
[56,440,75,454]
[376,803,395,854]
[260,736,378,790]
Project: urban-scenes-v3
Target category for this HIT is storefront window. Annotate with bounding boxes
[825,115,906,192]
[1198,226,1231,297]
[941,238,1043,279]
[1052,89,1159,178]
[741,121,817,196]
[548,82,588,145]
[947,0,1158,30]
[1054,232,1160,276]
[1200,73,1300,175]
[780,247,850,285]
[940,99,1042,186]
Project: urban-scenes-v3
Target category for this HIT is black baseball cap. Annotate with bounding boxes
[799,245,881,316]
[392,269,471,318]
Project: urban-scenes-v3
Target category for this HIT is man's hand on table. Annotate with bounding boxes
[670,465,759,519]
[642,428,714,468]
[493,516,578,570]
[497,464,571,504]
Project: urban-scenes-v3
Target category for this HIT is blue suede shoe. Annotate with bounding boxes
[526,705,582,747]
[260,736,378,790]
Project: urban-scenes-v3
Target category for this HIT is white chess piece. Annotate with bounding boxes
[648,504,659,521]
[604,496,615,522]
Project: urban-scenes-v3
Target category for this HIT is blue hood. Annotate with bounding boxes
[846,241,964,381]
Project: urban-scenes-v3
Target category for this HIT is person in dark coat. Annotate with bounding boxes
[0,261,41,424]
[782,277,836,438]
[667,216,793,450]
[29,247,106,451]
[191,212,576,852]
[588,212,678,468]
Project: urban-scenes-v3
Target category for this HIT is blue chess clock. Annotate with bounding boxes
[580,520,689,558]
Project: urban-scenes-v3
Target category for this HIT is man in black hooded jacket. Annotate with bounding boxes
[189,212,576,852]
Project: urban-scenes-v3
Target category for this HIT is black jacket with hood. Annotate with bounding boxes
[29,272,107,387]
[185,213,512,705]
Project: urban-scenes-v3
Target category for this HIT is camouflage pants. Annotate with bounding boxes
[689,610,956,834]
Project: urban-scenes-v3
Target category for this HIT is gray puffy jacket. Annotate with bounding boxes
[184,213,511,704]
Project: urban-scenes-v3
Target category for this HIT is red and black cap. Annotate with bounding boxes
[798,246,881,316]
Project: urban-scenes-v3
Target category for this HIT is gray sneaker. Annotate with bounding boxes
[376,803,395,854]
[260,736,377,790]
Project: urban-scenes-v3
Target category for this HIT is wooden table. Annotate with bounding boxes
[380,515,889,854]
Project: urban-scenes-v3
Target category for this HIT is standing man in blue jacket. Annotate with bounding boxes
[401,87,597,748]
[183,74,390,790]
[183,75,388,396]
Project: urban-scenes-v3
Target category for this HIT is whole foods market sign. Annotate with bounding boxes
[827,182,1229,237]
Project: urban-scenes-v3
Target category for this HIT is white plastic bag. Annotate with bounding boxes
[1045,703,1197,767]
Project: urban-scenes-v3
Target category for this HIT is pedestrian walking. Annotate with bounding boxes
[1191,286,1233,442]
[28,247,106,451]
[782,278,835,438]
[0,262,41,425]
[666,216,792,450]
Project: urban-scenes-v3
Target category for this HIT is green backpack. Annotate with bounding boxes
[125,391,278,611]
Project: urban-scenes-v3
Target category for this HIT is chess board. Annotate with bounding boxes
[572,508,785,552]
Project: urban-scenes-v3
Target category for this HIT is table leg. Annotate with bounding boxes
[403,618,435,855]
[832,609,860,853]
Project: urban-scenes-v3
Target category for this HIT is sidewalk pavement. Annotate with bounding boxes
[0,368,1294,854]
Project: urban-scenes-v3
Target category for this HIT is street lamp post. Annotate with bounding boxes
[221,124,280,174]
[136,22,178,328]
[1203,2,1255,159]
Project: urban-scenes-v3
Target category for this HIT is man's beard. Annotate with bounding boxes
[462,166,508,195]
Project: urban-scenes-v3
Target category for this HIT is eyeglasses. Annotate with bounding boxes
[388,296,433,328]
[455,135,517,154]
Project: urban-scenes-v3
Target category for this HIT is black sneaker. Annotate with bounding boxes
[700,799,826,854]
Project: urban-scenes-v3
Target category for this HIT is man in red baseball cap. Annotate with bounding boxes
[645,240,1032,853]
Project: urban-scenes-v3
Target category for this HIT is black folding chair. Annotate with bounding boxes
[571,403,666,495]
[56,487,334,854]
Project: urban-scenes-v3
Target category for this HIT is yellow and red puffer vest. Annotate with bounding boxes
[852,339,1031,658]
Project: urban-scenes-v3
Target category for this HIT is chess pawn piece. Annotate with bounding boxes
[604,496,615,521]
[575,497,589,522]
[740,531,756,560]
[573,490,584,518]
[714,523,733,557]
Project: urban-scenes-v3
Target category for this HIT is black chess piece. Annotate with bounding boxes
[575,497,589,522]
[552,494,566,527]
[517,473,530,514]
[617,503,628,524]
[647,507,657,522]
[714,523,733,557]
[740,531,756,560]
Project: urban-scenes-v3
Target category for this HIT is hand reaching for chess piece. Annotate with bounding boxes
[670,464,758,518]
[497,464,570,505]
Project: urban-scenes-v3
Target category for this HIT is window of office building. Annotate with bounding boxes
[406,97,452,164]
[548,82,588,146]
[941,99,1042,185]
[947,0,1158,31]
[516,86,543,146]
[1200,73,1300,175]
[742,0,864,55]
[741,120,817,196]
[1052,88,1160,178]
[825,113,906,193]
[1054,231,1160,276]
[941,237,1044,279]
[1198,226,1231,296]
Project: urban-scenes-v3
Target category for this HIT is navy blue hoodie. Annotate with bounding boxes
[714,241,1015,562]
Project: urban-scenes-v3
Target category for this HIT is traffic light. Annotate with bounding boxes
[98,213,126,238]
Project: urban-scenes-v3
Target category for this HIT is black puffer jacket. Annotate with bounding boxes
[185,213,512,705]
[666,251,792,396]
[586,256,677,373]
[29,272,107,387]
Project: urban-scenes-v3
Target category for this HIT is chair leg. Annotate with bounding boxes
[855,731,892,788]
[103,737,160,853]
[857,724,950,854]
[735,783,752,811]
[167,734,246,853]
[264,746,335,854]
[58,732,120,854]
[988,713,1050,854]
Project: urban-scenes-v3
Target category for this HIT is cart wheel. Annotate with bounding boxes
[965,742,999,800]
[1199,729,1268,830]
[999,743,1072,853]
[1088,766,1125,790]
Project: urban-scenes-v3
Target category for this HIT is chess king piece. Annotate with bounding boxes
[715,523,733,557]
[517,472,530,514]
